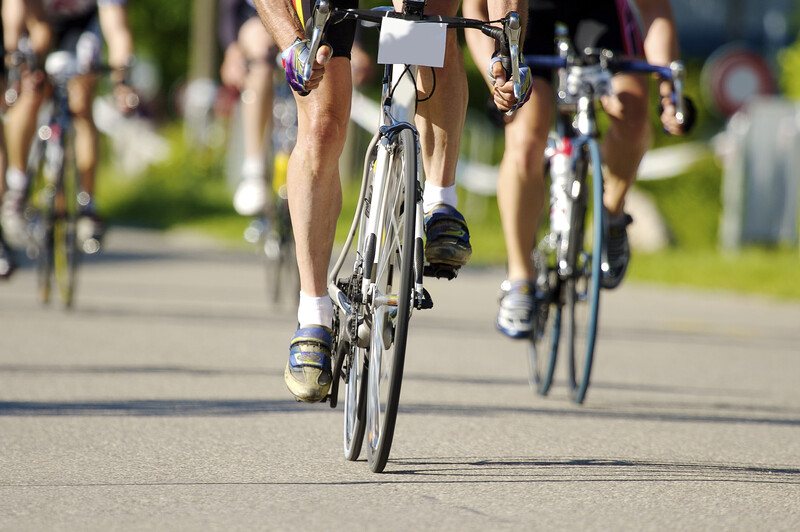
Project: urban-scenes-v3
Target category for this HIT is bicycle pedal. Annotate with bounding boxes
[415,288,434,310]
[423,263,459,280]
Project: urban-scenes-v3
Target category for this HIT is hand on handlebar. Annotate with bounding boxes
[280,38,332,95]
[489,54,533,114]
[658,81,696,136]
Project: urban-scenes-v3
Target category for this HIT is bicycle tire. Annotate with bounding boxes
[36,200,54,305]
[564,140,604,404]
[53,134,79,308]
[365,128,416,473]
[526,249,561,396]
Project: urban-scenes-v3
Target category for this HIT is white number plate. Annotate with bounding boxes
[378,17,446,68]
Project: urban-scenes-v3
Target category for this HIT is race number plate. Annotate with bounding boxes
[378,18,446,68]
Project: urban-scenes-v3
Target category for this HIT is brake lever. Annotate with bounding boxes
[504,12,521,100]
[303,0,332,84]
[669,60,686,126]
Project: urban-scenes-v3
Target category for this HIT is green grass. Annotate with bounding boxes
[629,248,800,300]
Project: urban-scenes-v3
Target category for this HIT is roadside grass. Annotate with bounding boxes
[99,124,800,300]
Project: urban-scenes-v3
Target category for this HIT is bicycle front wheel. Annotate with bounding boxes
[365,128,416,473]
[53,138,79,309]
[564,141,604,404]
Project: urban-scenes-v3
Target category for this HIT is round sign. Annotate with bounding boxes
[701,44,775,117]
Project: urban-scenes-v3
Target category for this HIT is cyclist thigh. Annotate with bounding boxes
[294,58,352,155]
[238,16,275,63]
[505,80,553,176]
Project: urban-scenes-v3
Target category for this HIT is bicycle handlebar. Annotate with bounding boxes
[524,51,687,126]
[303,0,523,99]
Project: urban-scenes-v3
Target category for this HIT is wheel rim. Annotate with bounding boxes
[566,145,603,404]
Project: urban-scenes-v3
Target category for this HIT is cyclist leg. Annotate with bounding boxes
[232,16,276,216]
[598,73,648,288]
[405,0,472,270]
[600,74,650,217]
[284,58,352,402]
[498,82,553,283]
[494,80,553,338]
[1,69,47,246]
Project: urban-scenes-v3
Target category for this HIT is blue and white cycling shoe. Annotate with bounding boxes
[284,326,333,403]
[496,280,537,340]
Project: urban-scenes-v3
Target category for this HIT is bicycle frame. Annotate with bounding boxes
[328,58,422,329]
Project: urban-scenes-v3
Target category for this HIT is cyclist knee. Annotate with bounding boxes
[504,130,548,181]
[300,114,349,164]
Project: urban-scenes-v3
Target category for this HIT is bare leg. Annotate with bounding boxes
[289,58,352,297]
[600,74,651,216]
[412,0,466,188]
[68,75,99,196]
[498,81,553,282]
[238,17,275,163]
[5,81,46,178]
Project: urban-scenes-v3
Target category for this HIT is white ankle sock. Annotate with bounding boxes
[6,167,28,192]
[422,184,457,213]
[297,292,334,329]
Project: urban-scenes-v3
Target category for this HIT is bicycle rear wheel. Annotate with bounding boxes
[365,128,416,473]
[526,247,561,396]
[265,194,299,306]
[564,141,604,404]
[342,150,375,462]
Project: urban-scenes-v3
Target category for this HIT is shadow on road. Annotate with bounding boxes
[1,397,798,429]
[382,456,800,485]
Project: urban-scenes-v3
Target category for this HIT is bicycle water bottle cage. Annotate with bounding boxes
[44,51,79,83]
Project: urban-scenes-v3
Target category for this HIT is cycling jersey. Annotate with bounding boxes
[526,0,644,80]
[44,0,127,20]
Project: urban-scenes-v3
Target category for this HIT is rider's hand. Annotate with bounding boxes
[220,43,247,90]
[489,55,533,114]
[659,80,696,136]
[113,82,139,115]
[280,38,332,94]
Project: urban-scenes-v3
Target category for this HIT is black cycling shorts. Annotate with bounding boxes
[294,0,359,59]
[51,8,101,53]
[526,0,644,80]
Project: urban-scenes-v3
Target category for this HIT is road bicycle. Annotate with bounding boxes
[241,74,299,307]
[301,0,522,472]
[25,51,118,308]
[524,26,688,404]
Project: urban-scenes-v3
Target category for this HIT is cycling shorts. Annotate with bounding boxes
[51,8,102,54]
[293,0,358,59]
[525,0,644,81]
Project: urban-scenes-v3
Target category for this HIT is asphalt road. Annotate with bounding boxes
[1,229,798,530]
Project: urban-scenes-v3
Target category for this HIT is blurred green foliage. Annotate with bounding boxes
[128,0,191,98]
